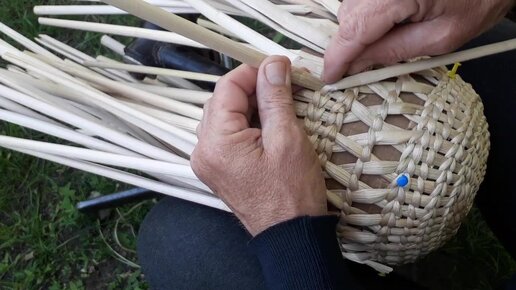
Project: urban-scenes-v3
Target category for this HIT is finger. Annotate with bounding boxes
[323,0,421,83]
[196,122,202,137]
[205,64,258,136]
[256,56,298,141]
[246,92,258,122]
[197,97,210,137]
[347,19,461,74]
[199,94,256,137]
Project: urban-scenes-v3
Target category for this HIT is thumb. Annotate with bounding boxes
[256,56,297,137]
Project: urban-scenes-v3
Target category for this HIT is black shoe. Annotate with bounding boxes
[124,20,230,90]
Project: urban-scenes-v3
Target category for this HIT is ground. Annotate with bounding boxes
[0,1,150,289]
[0,1,515,289]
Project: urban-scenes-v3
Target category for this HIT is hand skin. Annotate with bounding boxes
[190,56,328,237]
[323,0,514,83]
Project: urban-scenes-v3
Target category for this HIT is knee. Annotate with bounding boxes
[136,197,263,289]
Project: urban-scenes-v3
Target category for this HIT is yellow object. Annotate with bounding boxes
[448,62,462,79]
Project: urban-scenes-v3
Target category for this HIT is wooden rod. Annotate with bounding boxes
[84,60,221,82]
[38,17,207,49]
[9,147,230,211]
[33,4,312,16]
[0,75,189,164]
[0,108,138,156]
[182,0,297,59]
[101,0,266,66]
[101,0,325,90]
[0,22,59,60]
[324,38,516,91]
[0,135,197,179]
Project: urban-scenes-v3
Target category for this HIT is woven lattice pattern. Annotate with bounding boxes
[297,66,489,270]
[1,0,502,274]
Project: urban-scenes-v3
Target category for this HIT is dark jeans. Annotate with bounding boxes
[137,19,516,290]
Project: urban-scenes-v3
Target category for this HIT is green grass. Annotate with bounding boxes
[0,1,150,289]
[395,208,516,290]
[0,126,153,289]
[0,1,515,289]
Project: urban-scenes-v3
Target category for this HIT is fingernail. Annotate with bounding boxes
[265,61,287,85]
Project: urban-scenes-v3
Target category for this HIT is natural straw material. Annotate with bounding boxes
[99,0,324,90]
[303,70,489,270]
[83,60,221,82]
[33,4,312,16]
[38,17,208,49]
[3,0,511,274]
[98,0,496,272]
[324,38,516,91]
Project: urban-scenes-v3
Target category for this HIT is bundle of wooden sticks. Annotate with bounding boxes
[1,0,515,273]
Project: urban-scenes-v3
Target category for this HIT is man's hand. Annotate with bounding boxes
[323,0,513,83]
[191,56,327,236]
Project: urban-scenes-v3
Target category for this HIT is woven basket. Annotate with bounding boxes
[0,0,501,274]
[296,68,489,270]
